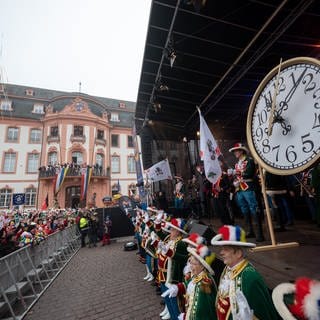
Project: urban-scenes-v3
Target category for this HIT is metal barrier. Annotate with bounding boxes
[0,225,81,320]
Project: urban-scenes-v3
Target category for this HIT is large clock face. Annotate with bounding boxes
[247,57,320,175]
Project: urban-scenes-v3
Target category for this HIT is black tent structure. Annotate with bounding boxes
[135,0,319,172]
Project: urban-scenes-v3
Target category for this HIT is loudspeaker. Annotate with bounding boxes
[188,222,216,244]
[140,125,153,170]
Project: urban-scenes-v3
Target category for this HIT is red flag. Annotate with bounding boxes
[41,194,49,210]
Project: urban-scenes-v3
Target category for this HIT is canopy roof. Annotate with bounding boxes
[135,0,319,141]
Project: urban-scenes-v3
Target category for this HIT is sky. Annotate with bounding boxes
[0,0,152,101]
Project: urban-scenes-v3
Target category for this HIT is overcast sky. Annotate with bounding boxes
[0,0,152,101]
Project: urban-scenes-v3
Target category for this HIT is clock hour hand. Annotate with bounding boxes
[268,58,282,136]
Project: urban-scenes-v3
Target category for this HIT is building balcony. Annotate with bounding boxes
[95,137,106,146]
[47,135,60,143]
[38,166,110,179]
[70,134,86,143]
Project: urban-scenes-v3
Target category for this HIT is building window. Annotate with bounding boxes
[111,134,119,147]
[127,135,134,148]
[27,153,39,173]
[0,188,12,207]
[30,129,42,143]
[48,152,58,165]
[97,129,104,140]
[3,152,16,172]
[50,126,58,137]
[74,125,84,137]
[128,156,136,173]
[0,99,12,111]
[96,154,104,167]
[7,127,19,142]
[32,103,44,113]
[25,89,34,96]
[119,102,126,108]
[111,155,120,173]
[25,188,36,206]
[110,112,120,122]
[72,151,83,165]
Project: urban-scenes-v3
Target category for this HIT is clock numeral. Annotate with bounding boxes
[258,110,268,126]
[255,127,264,142]
[262,139,271,154]
[301,133,314,153]
[312,113,320,129]
[313,88,320,109]
[262,91,272,111]
[285,145,297,163]
[272,145,280,162]
[287,68,307,103]
[302,73,316,94]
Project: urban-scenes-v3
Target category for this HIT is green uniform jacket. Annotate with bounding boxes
[185,272,217,320]
[217,261,278,320]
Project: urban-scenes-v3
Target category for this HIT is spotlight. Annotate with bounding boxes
[159,83,169,92]
[183,137,187,143]
[153,102,161,112]
[196,131,200,137]
[165,39,176,68]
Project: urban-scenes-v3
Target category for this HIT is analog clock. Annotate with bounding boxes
[247,57,320,175]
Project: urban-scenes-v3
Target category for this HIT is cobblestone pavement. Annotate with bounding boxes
[25,239,163,320]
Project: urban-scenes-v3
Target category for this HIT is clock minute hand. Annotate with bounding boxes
[278,67,308,114]
[268,58,282,136]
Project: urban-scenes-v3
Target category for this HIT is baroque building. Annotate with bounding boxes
[0,83,137,209]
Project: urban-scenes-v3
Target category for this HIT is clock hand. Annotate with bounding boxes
[277,67,308,115]
[268,58,282,136]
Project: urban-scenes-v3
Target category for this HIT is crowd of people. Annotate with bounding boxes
[0,207,113,258]
[132,205,320,320]
[38,162,105,177]
[153,142,320,242]
[0,208,76,257]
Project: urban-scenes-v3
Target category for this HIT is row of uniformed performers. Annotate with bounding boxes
[133,207,320,320]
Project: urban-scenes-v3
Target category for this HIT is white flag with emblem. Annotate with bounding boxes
[145,159,173,182]
[198,107,222,184]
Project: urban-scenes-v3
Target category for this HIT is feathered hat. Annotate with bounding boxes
[272,277,320,320]
[187,244,215,275]
[211,225,256,247]
[228,142,249,154]
[183,233,206,247]
[165,218,188,235]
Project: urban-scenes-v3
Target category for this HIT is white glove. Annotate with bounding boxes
[178,313,185,320]
[155,212,163,223]
[143,213,149,223]
[158,241,169,255]
[161,284,178,298]
[233,289,254,320]
[150,231,158,242]
[183,262,191,275]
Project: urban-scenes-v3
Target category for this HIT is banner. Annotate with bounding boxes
[80,167,93,201]
[12,193,25,205]
[41,194,49,210]
[53,166,69,195]
[198,107,222,185]
[145,159,172,182]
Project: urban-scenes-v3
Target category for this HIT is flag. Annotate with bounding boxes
[41,194,49,210]
[145,159,172,182]
[80,167,92,201]
[53,166,69,195]
[13,193,25,205]
[198,107,222,185]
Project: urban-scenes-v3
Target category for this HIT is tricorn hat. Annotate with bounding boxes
[228,142,249,154]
